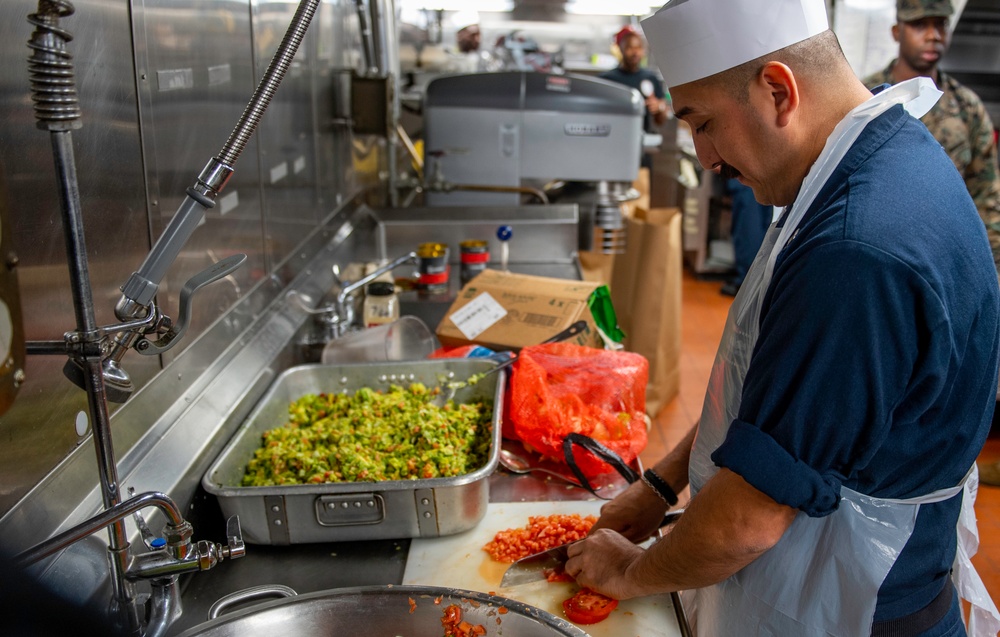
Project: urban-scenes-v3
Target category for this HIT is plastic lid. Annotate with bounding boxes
[367,281,396,296]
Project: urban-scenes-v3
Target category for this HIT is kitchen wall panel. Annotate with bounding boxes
[0,0,366,517]
[134,0,266,368]
[0,0,158,514]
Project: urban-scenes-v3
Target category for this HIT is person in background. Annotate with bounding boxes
[456,23,480,54]
[862,0,1000,487]
[862,0,1000,271]
[720,178,773,297]
[443,10,484,73]
[563,0,1000,634]
[599,26,669,169]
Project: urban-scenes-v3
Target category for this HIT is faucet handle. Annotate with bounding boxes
[134,253,247,356]
[221,515,245,560]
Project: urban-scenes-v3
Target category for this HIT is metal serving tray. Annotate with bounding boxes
[202,359,504,545]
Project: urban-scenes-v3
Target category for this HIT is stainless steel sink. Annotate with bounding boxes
[290,205,585,365]
[174,585,588,637]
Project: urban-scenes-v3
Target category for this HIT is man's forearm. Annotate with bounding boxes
[649,422,696,497]
[626,468,798,595]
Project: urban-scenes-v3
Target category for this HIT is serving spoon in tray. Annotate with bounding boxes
[429,320,588,408]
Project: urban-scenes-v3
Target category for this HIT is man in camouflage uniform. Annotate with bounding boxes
[864,0,1000,486]
[863,0,1000,266]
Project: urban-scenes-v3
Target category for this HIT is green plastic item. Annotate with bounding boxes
[588,285,625,343]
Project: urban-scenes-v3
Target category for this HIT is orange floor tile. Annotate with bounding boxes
[641,268,1000,621]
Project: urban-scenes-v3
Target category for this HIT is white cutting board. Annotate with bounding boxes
[403,501,683,637]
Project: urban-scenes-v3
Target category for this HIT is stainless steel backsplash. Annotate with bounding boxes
[0,0,372,517]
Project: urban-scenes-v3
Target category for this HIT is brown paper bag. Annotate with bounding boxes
[610,206,683,417]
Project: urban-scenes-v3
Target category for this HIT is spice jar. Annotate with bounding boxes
[459,239,489,286]
[363,281,399,327]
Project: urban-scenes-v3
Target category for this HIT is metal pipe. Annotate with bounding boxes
[144,581,181,637]
[14,492,185,567]
[369,0,400,207]
[354,0,377,74]
[217,0,321,167]
[26,2,142,630]
[447,183,550,205]
[50,125,139,635]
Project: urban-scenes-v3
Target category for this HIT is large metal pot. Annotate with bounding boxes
[174,585,589,637]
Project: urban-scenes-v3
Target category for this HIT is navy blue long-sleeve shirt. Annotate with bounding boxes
[712,104,1000,622]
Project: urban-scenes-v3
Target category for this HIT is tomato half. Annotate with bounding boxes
[561,587,619,625]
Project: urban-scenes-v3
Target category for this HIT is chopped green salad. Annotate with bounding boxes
[242,383,493,486]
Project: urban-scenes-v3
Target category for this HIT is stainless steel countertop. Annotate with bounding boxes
[165,464,627,635]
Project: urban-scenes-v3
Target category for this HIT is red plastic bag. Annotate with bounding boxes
[506,343,649,477]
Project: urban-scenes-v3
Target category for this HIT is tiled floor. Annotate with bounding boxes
[641,269,1000,618]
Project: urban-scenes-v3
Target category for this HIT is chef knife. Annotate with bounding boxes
[499,509,683,589]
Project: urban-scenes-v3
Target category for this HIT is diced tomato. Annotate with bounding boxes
[440,604,487,637]
[442,604,462,626]
[543,566,576,583]
[562,588,619,625]
[482,514,598,562]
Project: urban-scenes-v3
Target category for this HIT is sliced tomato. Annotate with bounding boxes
[561,587,619,625]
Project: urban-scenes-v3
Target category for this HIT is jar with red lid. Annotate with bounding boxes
[417,242,450,295]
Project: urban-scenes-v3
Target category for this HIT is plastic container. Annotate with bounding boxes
[321,316,439,364]
[363,281,399,327]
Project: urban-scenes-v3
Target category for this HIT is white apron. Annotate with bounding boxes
[682,78,1000,637]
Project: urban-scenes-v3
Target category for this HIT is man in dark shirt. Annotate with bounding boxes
[565,0,1000,633]
[599,27,669,169]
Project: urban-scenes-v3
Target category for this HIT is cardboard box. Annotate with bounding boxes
[435,270,604,351]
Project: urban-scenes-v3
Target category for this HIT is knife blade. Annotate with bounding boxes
[498,509,683,589]
[499,540,578,589]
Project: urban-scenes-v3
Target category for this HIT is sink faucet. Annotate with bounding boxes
[330,251,417,338]
[14,491,245,637]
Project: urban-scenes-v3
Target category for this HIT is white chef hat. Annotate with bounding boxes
[450,9,480,32]
[640,0,829,88]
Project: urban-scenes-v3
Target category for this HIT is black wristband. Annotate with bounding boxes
[642,468,679,506]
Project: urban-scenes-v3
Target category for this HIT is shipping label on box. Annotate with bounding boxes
[436,270,604,351]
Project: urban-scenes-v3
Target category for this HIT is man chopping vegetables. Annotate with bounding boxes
[563,0,1000,635]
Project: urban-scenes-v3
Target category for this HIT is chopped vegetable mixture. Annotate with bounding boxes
[242,383,492,486]
[482,514,597,562]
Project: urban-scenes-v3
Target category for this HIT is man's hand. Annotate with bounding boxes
[564,528,648,600]
[591,478,668,543]
[565,468,797,598]
[645,95,668,124]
